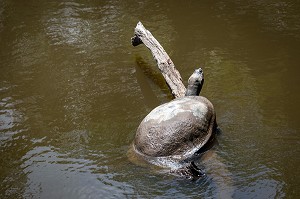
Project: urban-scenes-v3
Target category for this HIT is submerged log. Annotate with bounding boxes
[131,22,186,98]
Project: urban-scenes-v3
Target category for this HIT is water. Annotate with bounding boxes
[1,0,299,198]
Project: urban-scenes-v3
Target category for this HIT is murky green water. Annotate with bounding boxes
[1,0,300,198]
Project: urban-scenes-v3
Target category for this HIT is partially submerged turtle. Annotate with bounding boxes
[131,68,217,179]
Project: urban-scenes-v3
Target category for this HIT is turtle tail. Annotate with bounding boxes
[171,162,205,180]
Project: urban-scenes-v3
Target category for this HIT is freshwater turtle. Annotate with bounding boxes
[131,68,217,179]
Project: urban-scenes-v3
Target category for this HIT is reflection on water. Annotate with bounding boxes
[0,0,300,198]
[21,146,136,198]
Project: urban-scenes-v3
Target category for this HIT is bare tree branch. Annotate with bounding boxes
[131,22,186,98]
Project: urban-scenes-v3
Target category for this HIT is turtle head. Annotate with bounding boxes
[185,68,204,96]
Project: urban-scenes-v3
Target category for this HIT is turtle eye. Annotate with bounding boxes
[195,68,203,75]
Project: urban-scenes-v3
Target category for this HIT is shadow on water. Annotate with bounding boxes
[134,55,173,109]
[134,57,159,109]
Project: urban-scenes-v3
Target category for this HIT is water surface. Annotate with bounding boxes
[1,0,300,198]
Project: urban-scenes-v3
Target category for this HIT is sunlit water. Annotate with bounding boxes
[1,0,300,198]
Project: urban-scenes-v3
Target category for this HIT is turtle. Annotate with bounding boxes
[131,68,217,179]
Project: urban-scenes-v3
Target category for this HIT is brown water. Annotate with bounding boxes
[1,0,300,198]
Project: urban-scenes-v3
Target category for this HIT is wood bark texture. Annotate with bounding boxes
[131,22,186,98]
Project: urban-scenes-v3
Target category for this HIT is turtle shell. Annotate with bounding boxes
[134,96,216,162]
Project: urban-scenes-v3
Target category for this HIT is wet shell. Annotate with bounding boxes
[134,96,216,164]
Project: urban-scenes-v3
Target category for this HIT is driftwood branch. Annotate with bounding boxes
[131,22,186,98]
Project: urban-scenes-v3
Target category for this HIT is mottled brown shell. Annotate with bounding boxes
[134,96,216,162]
